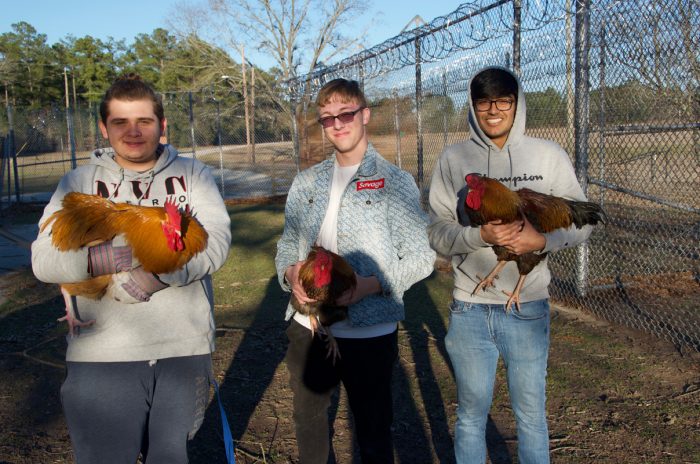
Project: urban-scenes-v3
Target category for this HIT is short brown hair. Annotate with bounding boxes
[99,73,164,124]
[315,78,367,108]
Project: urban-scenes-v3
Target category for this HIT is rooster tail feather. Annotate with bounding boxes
[566,200,606,228]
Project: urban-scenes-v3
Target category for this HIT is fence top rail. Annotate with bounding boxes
[592,122,700,135]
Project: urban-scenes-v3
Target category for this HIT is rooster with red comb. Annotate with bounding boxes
[290,246,357,362]
[40,192,208,335]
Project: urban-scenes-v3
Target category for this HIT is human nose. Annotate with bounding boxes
[126,122,142,136]
[332,115,345,129]
[486,101,499,114]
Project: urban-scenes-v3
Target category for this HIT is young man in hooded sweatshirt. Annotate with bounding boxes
[31,74,231,464]
[428,67,593,463]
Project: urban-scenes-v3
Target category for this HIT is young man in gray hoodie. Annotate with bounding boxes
[32,74,231,463]
[428,67,593,463]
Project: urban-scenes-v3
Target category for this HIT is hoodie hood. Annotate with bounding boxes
[91,143,178,177]
[467,66,527,152]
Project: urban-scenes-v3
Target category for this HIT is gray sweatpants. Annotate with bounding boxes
[60,354,212,464]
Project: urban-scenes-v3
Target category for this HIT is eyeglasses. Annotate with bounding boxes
[474,98,514,112]
[317,107,365,128]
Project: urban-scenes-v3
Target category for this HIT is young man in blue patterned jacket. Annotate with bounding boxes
[275,78,435,463]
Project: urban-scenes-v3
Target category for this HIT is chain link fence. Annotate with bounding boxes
[0,89,297,205]
[1,0,698,351]
[285,0,700,352]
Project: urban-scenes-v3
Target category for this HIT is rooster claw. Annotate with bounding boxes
[501,290,521,313]
[471,275,496,296]
[324,332,341,365]
[58,314,95,337]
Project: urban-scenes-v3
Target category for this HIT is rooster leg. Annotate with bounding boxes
[472,261,508,295]
[502,275,527,313]
[323,327,341,365]
[308,315,328,339]
[57,287,95,337]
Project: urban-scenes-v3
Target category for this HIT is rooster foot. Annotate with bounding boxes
[323,329,341,365]
[472,275,496,295]
[501,290,522,313]
[58,310,95,337]
[308,315,328,339]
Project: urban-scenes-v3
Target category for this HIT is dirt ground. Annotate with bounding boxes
[0,267,699,464]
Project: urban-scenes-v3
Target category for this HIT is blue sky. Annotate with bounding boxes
[1,0,464,70]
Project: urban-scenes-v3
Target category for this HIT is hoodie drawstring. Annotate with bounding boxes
[507,147,514,188]
[107,168,125,201]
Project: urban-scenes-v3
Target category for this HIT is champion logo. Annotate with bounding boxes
[356,178,385,190]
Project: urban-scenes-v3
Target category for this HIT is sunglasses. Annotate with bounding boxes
[317,107,365,128]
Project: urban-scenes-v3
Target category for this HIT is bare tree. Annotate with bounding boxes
[172,0,371,168]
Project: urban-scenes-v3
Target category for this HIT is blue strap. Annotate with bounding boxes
[213,378,236,463]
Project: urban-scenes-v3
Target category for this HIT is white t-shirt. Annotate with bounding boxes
[293,160,397,338]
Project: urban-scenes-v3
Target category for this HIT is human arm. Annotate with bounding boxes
[334,274,381,306]
[481,218,546,256]
[427,152,490,257]
[275,175,308,292]
[379,170,436,297]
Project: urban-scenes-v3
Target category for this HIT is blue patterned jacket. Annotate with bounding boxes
[275,144,436,327]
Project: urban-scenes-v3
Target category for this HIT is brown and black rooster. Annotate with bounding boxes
[291,246,357,361]
[464,173,605,311]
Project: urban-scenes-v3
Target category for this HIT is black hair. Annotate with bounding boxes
[470,68,518,101]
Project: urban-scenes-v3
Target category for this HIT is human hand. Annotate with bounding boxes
[285,261,316,305]
[503,218,546,255]
[335,274,381,306]
[110,267,168,304]
[88,235,135,276]
[479,220,523,247]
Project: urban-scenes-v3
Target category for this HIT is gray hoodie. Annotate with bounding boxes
[32,145,231,362]
[428,66,592,304]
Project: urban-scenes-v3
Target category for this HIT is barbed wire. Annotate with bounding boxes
[285,0,630,97]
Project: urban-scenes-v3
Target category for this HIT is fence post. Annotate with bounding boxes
[393,89,402,169]
[291,97,301,173]
[216,98,225,197]
[189,91,197,158]
[512,0,522,76]
[442,71,449,148]
[251,65,256,165]
[574,0,591,297]
[415,37,424,190]
[5,104,20,202]
[565,0,575,155]
[0,135,4,212]
[64,68,77,169]
[597,18,607,207]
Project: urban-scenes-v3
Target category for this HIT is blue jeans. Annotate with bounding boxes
[445,299,551,464]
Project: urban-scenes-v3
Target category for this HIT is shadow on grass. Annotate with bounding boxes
[189,277,289,463]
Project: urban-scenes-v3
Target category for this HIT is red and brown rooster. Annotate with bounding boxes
[464,173,605,311]
[291,246,357,361]
[40,192,208,334]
